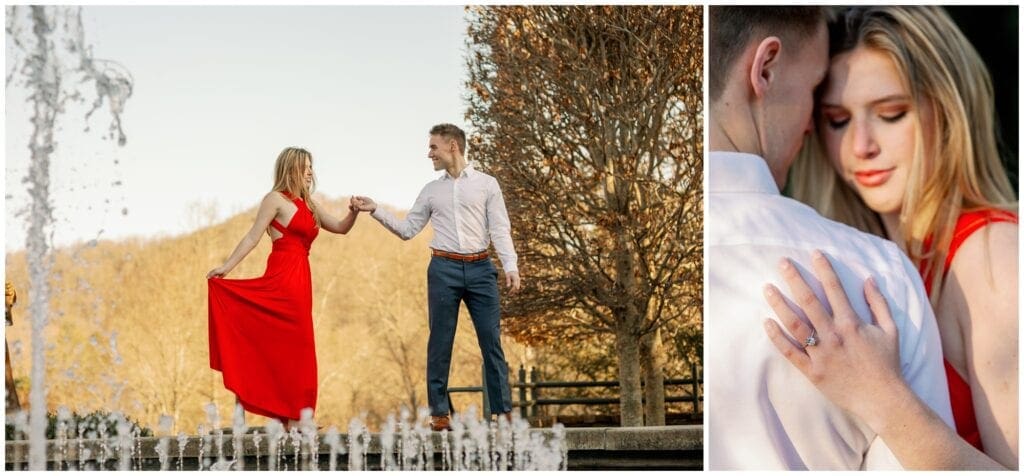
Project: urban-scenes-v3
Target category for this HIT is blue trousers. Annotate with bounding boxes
[426,256,512,416]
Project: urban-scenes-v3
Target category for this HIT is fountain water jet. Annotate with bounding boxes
[156,415,172,470]
[5,402,573,470]
[6,5,132,469]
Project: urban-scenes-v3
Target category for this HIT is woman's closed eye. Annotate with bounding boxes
[824,114,850,129]
[880,110,908,123]
[823,109,907,129]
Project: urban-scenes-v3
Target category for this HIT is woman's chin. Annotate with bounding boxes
[859,195,902,216]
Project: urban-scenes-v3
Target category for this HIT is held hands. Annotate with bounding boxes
[351,196,377,213]
[505,271,521,294]
[761,250,903,431]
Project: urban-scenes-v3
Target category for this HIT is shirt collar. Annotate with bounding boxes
[708,151,780,195]
[441,162,475,180]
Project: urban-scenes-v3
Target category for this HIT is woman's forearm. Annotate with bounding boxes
[334,209,358,234]
[872,382,1006,470]
[221,235,259,272]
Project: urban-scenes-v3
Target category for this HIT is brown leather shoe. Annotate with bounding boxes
[430,415,451,431]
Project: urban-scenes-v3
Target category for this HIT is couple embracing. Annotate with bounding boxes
[206,123,520,432]
[707,6,1017,470]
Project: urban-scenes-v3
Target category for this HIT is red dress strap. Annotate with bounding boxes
[922,209,1018,296]
[270,190,305,234]
[270,219,288,234]
[943,209,1018,275]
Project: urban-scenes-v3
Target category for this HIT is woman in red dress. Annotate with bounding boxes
[761,7,1017,470]
[206,147,360,427]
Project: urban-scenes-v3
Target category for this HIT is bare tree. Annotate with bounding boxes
[466,5,703,426]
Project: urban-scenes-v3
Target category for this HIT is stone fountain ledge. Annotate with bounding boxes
[5,425,703,470]
[566,425,702,451]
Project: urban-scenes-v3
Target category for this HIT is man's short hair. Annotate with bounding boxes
[709,6,829,102]
[429,123,467,155]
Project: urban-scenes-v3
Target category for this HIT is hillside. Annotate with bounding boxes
[5,195,532,433]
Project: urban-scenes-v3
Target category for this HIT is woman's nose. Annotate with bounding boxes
[850,120,880,160]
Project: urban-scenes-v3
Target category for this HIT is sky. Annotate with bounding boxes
[5,5,469,252]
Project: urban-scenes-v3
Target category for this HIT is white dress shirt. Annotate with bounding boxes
[706,151,953,470]
[371,163,519,274]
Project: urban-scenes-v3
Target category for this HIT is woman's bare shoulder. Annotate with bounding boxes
[259,191,290,211]
[948,221,1018,322]
[951,221,1017,273]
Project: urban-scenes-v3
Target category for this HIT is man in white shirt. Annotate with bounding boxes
[353,123,520,431]
[706,6,953,469]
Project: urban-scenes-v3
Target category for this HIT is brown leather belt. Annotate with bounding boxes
[431,249,489,262]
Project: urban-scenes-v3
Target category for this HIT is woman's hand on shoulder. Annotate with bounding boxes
[761,250,905,432]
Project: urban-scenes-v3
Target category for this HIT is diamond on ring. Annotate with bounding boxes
[803,329,818,347]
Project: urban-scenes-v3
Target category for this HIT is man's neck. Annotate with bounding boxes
[446,156,468,179]
[709,119,742,153]
[710,103,789,189]
[709,100,761,154]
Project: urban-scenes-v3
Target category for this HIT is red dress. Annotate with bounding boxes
[208,192,320,421]
[921,209,1018,451]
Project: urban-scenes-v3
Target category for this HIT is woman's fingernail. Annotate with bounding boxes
[812,249,825,261]
[763,284,775,297]
[866,276,876,290]
[778,258,791,271]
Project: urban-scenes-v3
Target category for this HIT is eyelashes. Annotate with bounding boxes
[880,110,907,123]
[823,110,909,129]
[826,117,850,129]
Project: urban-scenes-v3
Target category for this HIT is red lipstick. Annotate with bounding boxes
[853,168,895,187]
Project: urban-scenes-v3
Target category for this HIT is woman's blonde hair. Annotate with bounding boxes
[790,6,1016,306]
[272,147,320,228]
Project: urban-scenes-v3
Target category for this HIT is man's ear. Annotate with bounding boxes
[749,36,783,99]
[449,138,460,155]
